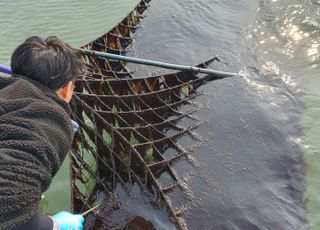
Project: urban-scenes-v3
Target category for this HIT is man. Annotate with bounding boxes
[0,36,85,230]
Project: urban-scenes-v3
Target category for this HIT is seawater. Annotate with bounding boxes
[130,0,318,228]
[0,0,319,229]
[247,1,320,228]
[0,0,140,64]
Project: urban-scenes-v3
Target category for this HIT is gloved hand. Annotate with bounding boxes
[52,211,84,230]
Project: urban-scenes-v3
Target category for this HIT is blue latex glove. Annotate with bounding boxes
[52,211,84,230]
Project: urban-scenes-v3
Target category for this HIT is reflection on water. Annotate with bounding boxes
[307,43,320,62]
[247,0,320,71]
[247,0,320,228]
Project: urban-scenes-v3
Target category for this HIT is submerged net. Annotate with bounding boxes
[70,0,226,229]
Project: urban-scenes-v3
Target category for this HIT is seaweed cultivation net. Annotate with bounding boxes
[69,0,226,229]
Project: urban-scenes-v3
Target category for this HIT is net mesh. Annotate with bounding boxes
[70,0,224,228]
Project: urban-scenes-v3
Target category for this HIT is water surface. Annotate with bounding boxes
[1,0,320,229]
[129,0,319,228]
[0,0,140,64]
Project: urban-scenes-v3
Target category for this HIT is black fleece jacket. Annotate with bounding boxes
[0,75,73,230]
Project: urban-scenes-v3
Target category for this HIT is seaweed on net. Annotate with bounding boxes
[70,0,224,229]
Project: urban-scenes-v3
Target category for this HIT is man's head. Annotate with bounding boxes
[11,36,84,102]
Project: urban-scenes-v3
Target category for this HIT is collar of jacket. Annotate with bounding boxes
[12,74,72,115]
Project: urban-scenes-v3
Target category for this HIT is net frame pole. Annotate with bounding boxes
[80,49,239,78]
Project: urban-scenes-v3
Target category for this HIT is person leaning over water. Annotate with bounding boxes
[0,36,85,230]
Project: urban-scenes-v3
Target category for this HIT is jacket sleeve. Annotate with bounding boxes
[0,95,73,230]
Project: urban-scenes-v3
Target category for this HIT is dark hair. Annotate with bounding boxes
[11,36,84,90]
